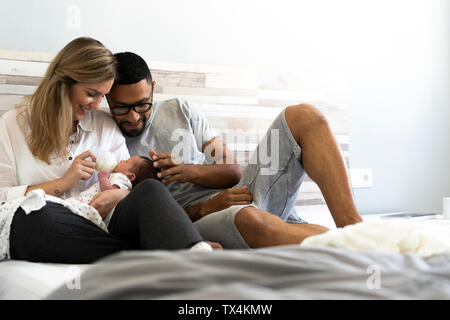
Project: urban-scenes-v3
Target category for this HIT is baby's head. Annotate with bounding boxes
[113,156,160,187]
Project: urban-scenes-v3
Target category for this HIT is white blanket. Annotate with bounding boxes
[0,189,108,260]
[301,219,450,258]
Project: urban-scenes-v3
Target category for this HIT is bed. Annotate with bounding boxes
[1,49,449,301]
[2,214,449,300]
[42,244,450,300]
[0,205,335,300]
[0,260,89,299]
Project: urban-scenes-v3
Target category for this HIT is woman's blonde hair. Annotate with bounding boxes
[17,37,117,164]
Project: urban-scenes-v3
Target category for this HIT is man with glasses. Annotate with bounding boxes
[106,52,362,249]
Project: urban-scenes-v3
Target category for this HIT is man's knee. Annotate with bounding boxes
[234,207,272,246]
[285,104,330,142]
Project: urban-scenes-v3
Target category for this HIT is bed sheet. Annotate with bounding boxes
[46,245,450,300]
[0,260,89,299]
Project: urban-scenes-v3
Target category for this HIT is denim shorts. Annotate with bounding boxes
[194,108,308,249]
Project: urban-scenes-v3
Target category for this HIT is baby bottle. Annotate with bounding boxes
[94,149,118,172]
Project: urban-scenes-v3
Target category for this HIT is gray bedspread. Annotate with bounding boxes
[46,245,450,299]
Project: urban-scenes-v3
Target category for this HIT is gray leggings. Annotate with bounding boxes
[10,179,203,264]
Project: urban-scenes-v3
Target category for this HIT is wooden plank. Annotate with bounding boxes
[209,118,348,138]
[157,85,257,97]
[257,98,349,111]
[153,93,258,105]
[0,49,258,77]
[0,59,49,77]
[0,49,55,62]
[298,181,321,193]
[327,120,348,135]
[0,84,37,95]
[297,192,325,201]
[296,198,326,206]
[199,104,283,119]
[334,134,349,144]
[258,71,348,93]
[207,118,274,133]
[205,72,258,90]
[258,72,335,92]
[152,70,205,88]
[149,59,257,75]
[0,75,42,86]
[258,72,305,91]
[0,94,24,107]
[258,89,327,102]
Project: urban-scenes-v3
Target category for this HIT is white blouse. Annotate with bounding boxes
[0,107,130,260]
[0,107,130,201]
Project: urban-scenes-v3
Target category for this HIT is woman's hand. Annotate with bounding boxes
[26,150,98,197]
[60,150,97,190]
[88,189,130,219]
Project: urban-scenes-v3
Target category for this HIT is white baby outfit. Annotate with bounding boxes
[64,172,132,232]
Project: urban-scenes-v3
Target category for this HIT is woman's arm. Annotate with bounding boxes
[25,178,73,197]
[26,150,97,197]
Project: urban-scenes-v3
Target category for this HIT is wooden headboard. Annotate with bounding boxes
[0,48,349,207]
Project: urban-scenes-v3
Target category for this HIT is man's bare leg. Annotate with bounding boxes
[285,104,362,227]
[233,103,361,248]
[235,207,329,248]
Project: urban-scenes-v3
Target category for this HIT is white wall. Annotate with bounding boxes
[1,0,449,214]
[348,1,450,214]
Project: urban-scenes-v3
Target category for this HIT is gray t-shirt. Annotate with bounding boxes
[125,98,222,208]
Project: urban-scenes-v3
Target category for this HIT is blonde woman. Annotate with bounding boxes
[0,37,214,263]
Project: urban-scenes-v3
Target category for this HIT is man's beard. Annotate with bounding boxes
[119,118,146,137]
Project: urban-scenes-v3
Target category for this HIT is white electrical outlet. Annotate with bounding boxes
[349,169,373,188]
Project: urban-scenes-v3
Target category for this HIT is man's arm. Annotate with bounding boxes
[150,137,242,189]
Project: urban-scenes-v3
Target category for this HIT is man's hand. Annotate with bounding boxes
[184,186,253,222]
[149,145,241,189]
[88,189,130,219]
[149,149,198,184]
[206,186,253,213]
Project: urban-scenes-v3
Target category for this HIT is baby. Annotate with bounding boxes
[64,154,160,232]
[81,155,159,202]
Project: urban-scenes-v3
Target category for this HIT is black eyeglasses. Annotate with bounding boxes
[109,102,153,116]
[108,91,154,116]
